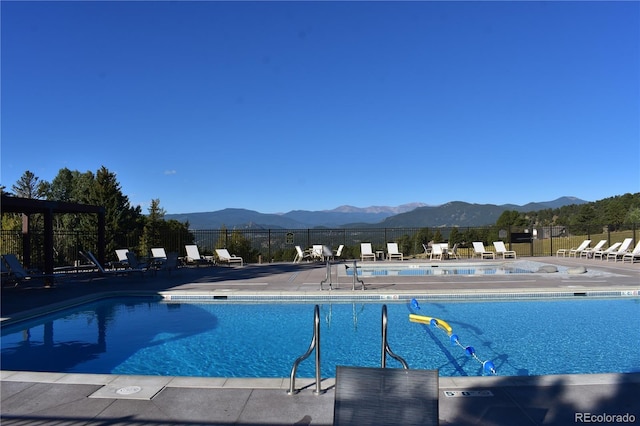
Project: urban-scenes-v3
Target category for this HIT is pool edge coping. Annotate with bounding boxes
[2,369,639,390]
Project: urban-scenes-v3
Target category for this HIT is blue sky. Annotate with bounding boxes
[2,1,638,214]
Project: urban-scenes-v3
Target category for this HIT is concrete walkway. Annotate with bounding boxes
[2,256,639,425]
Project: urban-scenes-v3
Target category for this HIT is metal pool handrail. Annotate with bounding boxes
[288,304,323,395]
[381,305,409,369]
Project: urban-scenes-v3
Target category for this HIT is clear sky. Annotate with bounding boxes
[2,1,639,214]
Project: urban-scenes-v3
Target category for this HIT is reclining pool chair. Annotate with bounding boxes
[293,245,311,263]
[493,241,516,259]
[386,242,404,261]
[607,238,633,262]
[215,249,243,266]
[430,243,444,261]
[360,243,376,261]
[333,366,439,426]
[579,240,607,259]
[472,242,495,259]
[1,253,57,287]
[184,244,212,266]
[593,242,621,260]
[556,239,590,257]
[81,250,146,278]
[622,241,640,263]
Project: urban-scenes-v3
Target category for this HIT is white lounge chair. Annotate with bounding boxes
[334,244,345,260]
[569,240,592,257]
[580,240,607,259]
[622,241,640,263]
[293,245,311,263]
[607,238,633,262]
[114,249,130,268]
[430,243,443,260]
[556,239,590,257]
[386,243,403,261]
[360,243,376,261]
[216,249,243,266]
[472,242,495,259]
[150,247,168,268]
[446,243,460,259]
[184,244,211,266]
[493,241,516,259]
[311,245,324,261]
[151,247,167,260]
[593,242,621,260]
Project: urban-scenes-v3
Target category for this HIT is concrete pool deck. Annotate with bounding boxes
[2,256,639,425]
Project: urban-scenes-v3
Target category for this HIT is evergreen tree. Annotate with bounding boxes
[11,170,47,199]
[140,199,165,255]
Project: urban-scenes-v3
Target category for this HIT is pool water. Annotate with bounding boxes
[2,297,639,378]
[346,264,534,276]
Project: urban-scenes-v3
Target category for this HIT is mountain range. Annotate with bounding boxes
[165,197,587,229]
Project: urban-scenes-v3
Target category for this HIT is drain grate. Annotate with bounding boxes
[116,385,142,395]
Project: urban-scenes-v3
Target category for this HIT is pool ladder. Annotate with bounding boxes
[381,305,409,369]
[287,304,408,395]
[288,305,323,395]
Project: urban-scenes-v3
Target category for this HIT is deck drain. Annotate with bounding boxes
[116,386,142,395]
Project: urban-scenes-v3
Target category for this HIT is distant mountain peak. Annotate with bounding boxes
[328,203,428,214]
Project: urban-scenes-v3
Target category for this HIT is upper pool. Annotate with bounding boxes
[341,260,599,277]
[2,296,639,378]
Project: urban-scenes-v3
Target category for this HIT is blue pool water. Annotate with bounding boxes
[2,297,639,378]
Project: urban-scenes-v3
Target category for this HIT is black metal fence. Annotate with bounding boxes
[1,223,637,271]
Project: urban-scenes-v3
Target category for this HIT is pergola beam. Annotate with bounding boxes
[1,194,106,277]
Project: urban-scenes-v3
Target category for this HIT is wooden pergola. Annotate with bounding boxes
[1,194,106,276]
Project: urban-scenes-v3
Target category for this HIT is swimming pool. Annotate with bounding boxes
[344,262,535,276]
[339,260,621,277]
[2,296,639,378]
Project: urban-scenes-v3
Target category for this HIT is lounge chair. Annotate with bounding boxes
[360,243,376,261]
[293,245,312,263]
[184,244,212,266]
[579,240,607,259]
[430,243,443,261]
[311,245,324,261]
[472,242,495,259]
[1,254,57,287]
[569,240,592,257]
[622,241,640,263]
[156,252,180,274]
[81,250,146,277]
[593,242,621,260]
[126,251,149,271]
[215,249,243,266]
[114,249,130,268]
[387,242,403,261]
[422,243,432,256]
[151,247,167,260]
[493,241,516,259]
[333,366,438,426]
[446,243,460,259]
[334,244,345,260]
[150,247,168,269]
[607,238,633,262]
[556,239,590,257]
